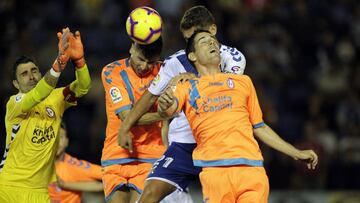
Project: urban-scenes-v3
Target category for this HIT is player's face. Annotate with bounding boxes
[193,32,221,65]
[130,46,161,77]
[13,62,42,93]
[57,128,69,156]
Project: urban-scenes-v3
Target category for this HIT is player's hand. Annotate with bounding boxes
[53,27,71,72]
[158,87,175,112]
[294,150,318,170]
[168,73,196,87]
[118,128,134,153]
[69,30,86,68]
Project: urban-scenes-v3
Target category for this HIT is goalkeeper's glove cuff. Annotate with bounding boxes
[73,57,86,69]
[52,58,67,73]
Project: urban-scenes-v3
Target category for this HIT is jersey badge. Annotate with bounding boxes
[45,107,55,118]
[110,87,122,103]
[227,78,235,89]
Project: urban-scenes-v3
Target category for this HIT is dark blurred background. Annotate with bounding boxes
[1,0,360,202]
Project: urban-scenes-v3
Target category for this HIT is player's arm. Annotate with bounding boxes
[161,120,170,147]
[119,58,182,131]
[254,125,318,170]
[118,72,194,126]
[16,28,71,114]
[57,178,103,192]
[64,30,91,100]
[244,75,318,170]
[116,97,165,125]
[157,87,178,118]
[157,82,188,119]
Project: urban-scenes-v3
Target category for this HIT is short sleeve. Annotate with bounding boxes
[220,45,246,75]
[78,161,102,180]
[245,76,264,128]
[148,56,180,96]
[102,67,132,116]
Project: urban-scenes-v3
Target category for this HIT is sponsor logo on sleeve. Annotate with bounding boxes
[15,95,23,102]
[45,107,55,118]
[151,74,160,86]
[110,87,122,103]
[231,66,241,73]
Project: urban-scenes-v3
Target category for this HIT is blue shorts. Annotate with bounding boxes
[146,142,202,191]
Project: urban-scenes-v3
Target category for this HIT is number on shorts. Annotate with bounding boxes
[162,157,174,168]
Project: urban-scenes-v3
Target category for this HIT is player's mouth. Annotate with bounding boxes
[28,80,38,88]
[209,47,219,54]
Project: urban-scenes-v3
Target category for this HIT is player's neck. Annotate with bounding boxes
[197,64,221,76]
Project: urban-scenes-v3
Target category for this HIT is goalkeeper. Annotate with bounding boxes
[0,27,91,203]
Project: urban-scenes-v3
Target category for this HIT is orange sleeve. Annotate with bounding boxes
[81,161,102,180]
[172,82,189,113]
[245,76,264,128]
[101,67,132,116]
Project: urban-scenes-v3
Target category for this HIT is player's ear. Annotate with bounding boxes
[13,80,19,90]
[129,43,135,55]
[209,24,217,35]
[188,52,196,62]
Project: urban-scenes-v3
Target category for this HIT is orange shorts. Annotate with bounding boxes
[102,162,153,202]
[200,166,269,203]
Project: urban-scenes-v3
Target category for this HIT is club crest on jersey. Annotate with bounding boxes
[152,74,160,86]
[227,78,235,88]
[15,94,23,102]
[110,87,122,103]
[45,107,55,118]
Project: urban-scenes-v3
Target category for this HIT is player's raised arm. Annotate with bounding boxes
[64,29,91,100]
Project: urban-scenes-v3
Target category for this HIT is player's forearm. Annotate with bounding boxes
[161,120,170,147]
[158,102,177,119]
[254,124,301,159]
[69,64,91,98]
[21,72,58,112]
[121,90,157,130]
[59,181,103,192]
[136,112,166,125]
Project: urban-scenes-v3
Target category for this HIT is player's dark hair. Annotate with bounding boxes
[12,55,37,80]
[137,36,163,60]
[185,30,211,59]
[180,6,215,31]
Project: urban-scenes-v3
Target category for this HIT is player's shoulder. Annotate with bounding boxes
[231,74,253,85]
[7,93,23,106]
[232,74,250,79]
[161,50,186,68]
[102,58,129,77]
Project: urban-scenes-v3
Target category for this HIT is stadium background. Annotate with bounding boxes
[0,0,359,202]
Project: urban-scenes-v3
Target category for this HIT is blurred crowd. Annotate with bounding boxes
[1,0,359,190]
